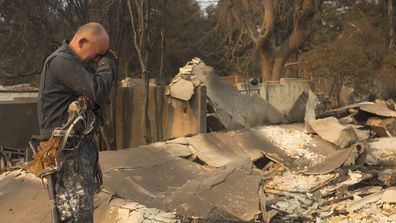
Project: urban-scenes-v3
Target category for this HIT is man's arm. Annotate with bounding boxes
[49,54,115,107]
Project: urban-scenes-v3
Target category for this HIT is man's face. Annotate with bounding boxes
[79,36,109,63]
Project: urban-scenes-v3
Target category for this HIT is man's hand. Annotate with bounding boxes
[98,50,119,88]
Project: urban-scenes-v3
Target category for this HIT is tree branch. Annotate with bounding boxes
[276,0,322,58]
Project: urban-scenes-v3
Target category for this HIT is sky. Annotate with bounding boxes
[197,0,218,10]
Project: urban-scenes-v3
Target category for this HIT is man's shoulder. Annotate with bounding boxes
[47,48,77,69]
[49,46,73,61]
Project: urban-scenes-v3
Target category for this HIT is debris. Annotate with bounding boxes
[168,78,194,101]
[347,187,396,212]
[385,99,396,111]
[359,101,396,118]
[308,117,358,148]
[316,102,362,119]
[378,169,396,186]
[303,143,366,175]
[320,170,373,197]
[0,170,52,223]
[166,59,203,102]
[101,198,179,223]
[0,146,26,174]
[366,137,396,166]
[3,83,396,223]
[287,90,308,123]
[366,117,396,137]
[265,171,337,193]
[206,114,226,132]
[257,126,326,166]
[305,89,318,123]
[339,85,355,107]
[190,58,286,128]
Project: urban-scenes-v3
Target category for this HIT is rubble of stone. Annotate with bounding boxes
[0,146,27,173]
[166,58,202,101]
[2,58,396,222]
[258,98,396,222]
[172,58,287,130]
[3,97,396,222]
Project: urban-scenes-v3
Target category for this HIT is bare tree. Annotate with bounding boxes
[156,0,166,141]
[386,0,395,50]
[218,0,323,81]
[127,0,152,144]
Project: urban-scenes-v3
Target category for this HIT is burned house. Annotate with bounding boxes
[1,59,396,223]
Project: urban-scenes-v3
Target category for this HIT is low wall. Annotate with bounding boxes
[114,83,206,149]
[0,99,39,149]
[236,78,312,114]
[0,85,206,150]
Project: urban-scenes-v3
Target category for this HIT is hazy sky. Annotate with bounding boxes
[197,0,218,10]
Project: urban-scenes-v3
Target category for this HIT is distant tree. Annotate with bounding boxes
[0,0,55,84]
[215,0,323,81]
[300,1,387,106]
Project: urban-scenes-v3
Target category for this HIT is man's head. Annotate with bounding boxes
[69,22,109,63]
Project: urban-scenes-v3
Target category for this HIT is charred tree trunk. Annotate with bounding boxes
[258,0,320,81]
[387,0,395,50]
[226,0,322,82]
[259,49,274,82]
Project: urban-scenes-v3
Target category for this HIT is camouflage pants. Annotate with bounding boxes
[55,140,98,223]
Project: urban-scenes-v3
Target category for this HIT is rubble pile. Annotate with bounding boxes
[258,99,396,222]
[186,58,287,130]
[1,59,396,222]
[166,58,202,102]
[0,146,27,173]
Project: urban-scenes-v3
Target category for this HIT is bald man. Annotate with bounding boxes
[37,22,116,222]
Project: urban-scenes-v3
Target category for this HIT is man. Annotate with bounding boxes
[37,22,116,222]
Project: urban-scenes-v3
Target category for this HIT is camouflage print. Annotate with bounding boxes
[55,139,98,223]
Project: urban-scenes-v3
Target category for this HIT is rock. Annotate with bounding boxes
[307,117,358,148]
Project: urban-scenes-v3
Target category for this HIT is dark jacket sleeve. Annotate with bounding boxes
[49,54,115,107]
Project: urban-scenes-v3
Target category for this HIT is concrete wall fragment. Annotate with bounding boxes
[191,59,286,128]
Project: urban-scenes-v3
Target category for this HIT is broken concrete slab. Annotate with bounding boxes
[190,58,286,128]
[97,198,179,223]
[347,187,396,212]
[305,89,318,123]
[182,124,349,174]
[0,171,51,223]
[308,117,358,148]
[257,126,327,168]
[0,170,181,223]
[154,125,339,173]
[167,162,262,221]
[303,144,365,175]
[101,149,262,221]
[286,89,318,124]
[265,171,337,193]
[98,139,269,221]
[359,102,396,118]
[168,78,195,101]
[287,90,308,123]
[366,137,396,166]
[366,117,396,137]
[98,127,368,220]
[101,150,205,210]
